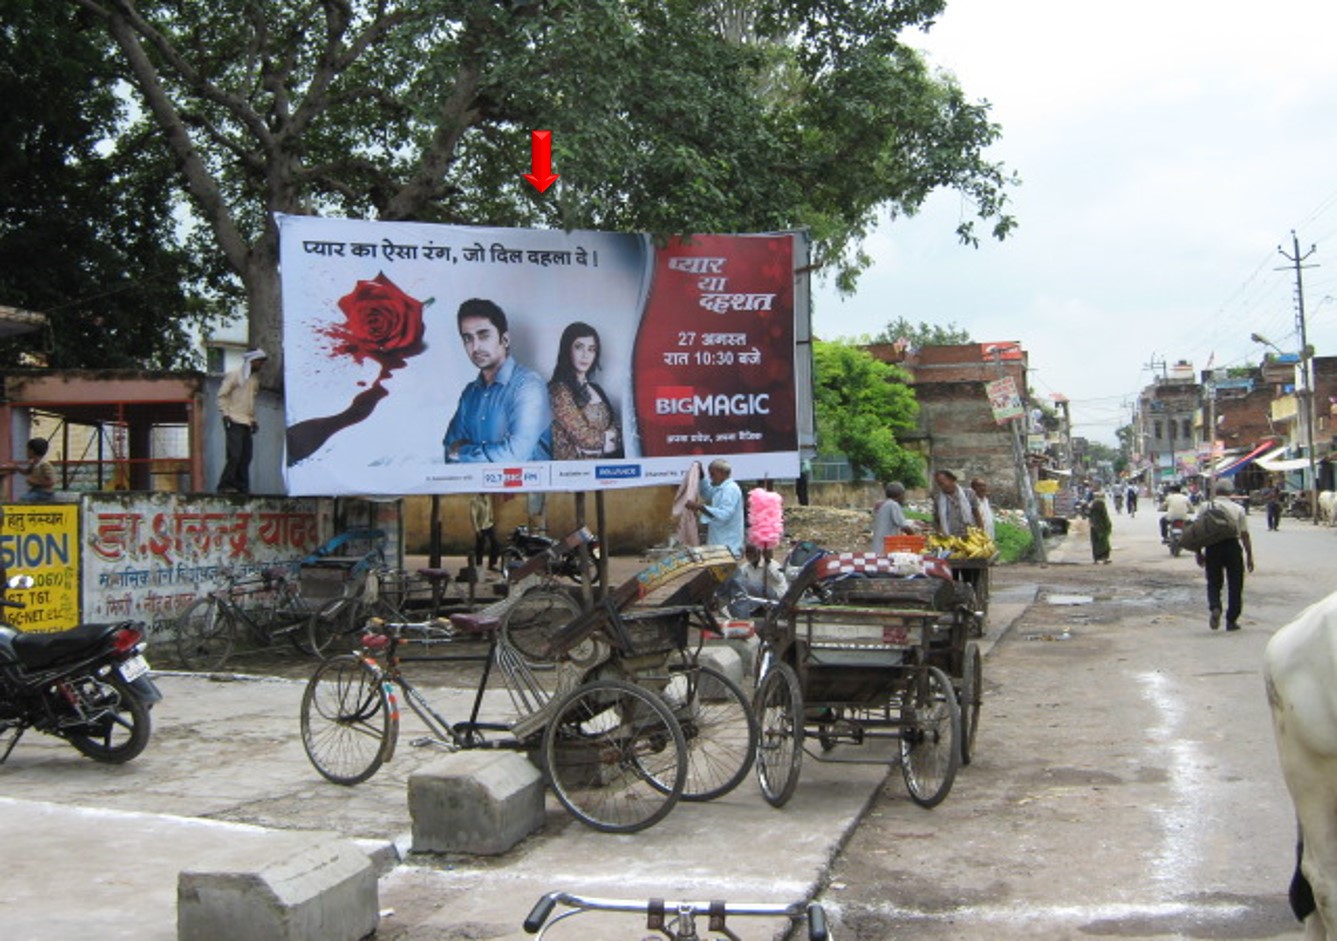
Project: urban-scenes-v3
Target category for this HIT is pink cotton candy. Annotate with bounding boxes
[747,489,784,549]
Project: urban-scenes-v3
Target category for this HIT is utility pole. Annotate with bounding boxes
[1277,232,1320,524]
[1144,356,1170,487]
[1203,367,1216,496]
[988,348,1047,562]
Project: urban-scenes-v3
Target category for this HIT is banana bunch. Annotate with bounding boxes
[926,527,997,559]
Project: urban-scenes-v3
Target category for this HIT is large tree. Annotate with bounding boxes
[66,0,1015,379]
[812,339,923,483]
[0,0,215,368]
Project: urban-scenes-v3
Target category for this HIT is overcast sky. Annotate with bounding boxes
[811,0,1337,446]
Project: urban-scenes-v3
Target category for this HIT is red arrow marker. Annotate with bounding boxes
[522,130,560,193]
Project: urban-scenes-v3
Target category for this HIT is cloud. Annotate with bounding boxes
[815,0,1337,445]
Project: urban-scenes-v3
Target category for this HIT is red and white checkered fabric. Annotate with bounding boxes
[813,552,953,581]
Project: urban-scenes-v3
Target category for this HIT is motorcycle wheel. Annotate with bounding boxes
[64,671,152,764]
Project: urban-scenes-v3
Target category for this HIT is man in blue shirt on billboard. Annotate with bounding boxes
[444,299,551,463]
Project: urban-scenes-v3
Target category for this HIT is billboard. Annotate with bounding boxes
[278,215,799,495]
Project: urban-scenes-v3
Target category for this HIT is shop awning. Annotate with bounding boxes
[1255,447,1311,472]
[1214,440,1282,477]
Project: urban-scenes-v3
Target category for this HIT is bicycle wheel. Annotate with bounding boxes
[306,597,362,658]
[502,588,583,663]
[753,661,804,808]
[662,665,758,801]
[959,642,982,766]
[272,585,318,655]
[174,597,234,672]
[542,678,687,833]
[899,665,960,808]
[300,656,397,785]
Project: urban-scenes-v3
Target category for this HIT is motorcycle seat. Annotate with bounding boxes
[10,622,131,670]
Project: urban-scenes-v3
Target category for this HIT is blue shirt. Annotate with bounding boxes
[698,476,744,555]
[443,357,552,463]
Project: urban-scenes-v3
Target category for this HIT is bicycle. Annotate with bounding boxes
[173,565,320,671]
[523,892,829,941]
[300,615,689,832]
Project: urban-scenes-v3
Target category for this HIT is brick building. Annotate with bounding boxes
[867,341,1033,507]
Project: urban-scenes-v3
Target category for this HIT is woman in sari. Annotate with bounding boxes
[1089,491,1113,563]
[549,322,623,460]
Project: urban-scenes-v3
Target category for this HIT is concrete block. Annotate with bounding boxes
[699,642,749,692]
[409,751,545,856]
[178,836,377,941]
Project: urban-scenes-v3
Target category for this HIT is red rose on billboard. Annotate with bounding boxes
[330,272,425,361]
[289,273,428,464]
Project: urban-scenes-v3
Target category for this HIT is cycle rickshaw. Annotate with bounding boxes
[300,543,757,833]
[752,550,982,810]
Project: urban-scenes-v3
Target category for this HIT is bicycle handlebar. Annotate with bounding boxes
[522,893,828,941]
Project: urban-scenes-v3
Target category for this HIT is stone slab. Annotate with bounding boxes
[409,751,545,856]
[179,835,377,941]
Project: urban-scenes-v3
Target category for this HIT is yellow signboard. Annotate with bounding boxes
[0,504,80,632]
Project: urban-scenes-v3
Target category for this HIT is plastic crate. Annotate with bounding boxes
[882,534,926,554]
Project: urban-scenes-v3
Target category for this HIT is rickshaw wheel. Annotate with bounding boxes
[663,664,758,802]
[900,665,960,808]
[542,678,687,833]
[959,642,982,766]
[753,661,804,808]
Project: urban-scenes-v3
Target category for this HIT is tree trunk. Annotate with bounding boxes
[243,228,284,392]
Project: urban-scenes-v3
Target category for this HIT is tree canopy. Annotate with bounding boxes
[812,339,923,484]
[872,316,973,348]
[0,0,216,369]
[52,0,1015,373]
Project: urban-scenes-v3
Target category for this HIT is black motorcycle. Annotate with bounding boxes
[0,575,161,765]
[502,526,602,585]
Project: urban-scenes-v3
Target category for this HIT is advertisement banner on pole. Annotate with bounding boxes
[277,216,799,496]
[985,376,1025,423]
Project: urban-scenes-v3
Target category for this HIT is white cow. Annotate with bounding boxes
[1318,491,1337,527]
[1265,592,1337,939]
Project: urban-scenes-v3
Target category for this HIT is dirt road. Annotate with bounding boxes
[820,509,1329,940]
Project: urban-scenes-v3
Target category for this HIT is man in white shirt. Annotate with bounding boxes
[723,544,788,617]
[217,349,267,493]
[970,478,996,539]
[1159,485,1193,543]
[1195,478,1254,632]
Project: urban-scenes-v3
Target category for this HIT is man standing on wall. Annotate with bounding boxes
[217,349,267,494]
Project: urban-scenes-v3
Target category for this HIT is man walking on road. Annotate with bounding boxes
[1195,477,1254,632]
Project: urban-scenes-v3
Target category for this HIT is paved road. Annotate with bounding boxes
[820,505,1333,941]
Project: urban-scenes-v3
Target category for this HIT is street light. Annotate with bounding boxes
[1252,332,1320,524]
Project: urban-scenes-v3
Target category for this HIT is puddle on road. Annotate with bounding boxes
[1044,594,1094,606]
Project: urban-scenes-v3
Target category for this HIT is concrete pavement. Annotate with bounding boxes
[0,547,1066,941]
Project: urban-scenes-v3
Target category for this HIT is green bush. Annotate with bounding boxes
[994,518,1033,564]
